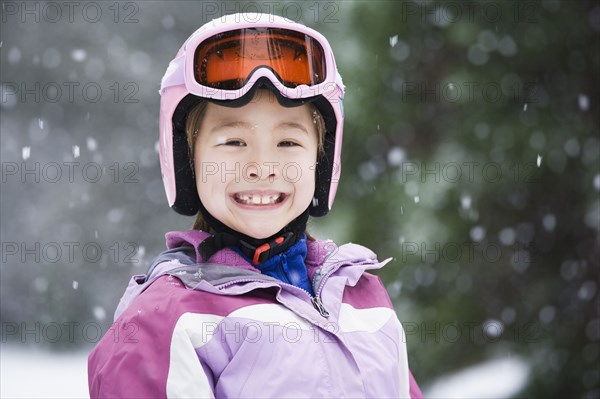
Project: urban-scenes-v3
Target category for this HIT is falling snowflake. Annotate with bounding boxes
[542,214,557,232]
[73,145,80,158]
[71,49,87,62]
[578,94,589,111]
[86,137,98,152]
[461,194,472,210]
[483,319,504,338]
[389,35,398,47]
[22,146,31,160]
[536,154,542,167]
[470,226,486,242]
[93,306,106,321]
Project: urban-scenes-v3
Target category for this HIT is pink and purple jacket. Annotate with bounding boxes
[88,230,423,398]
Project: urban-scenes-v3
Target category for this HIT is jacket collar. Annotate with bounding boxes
[165,229,336,279]
[114,230,388,321]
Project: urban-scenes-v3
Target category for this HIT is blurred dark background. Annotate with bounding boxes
[1,1,598,398]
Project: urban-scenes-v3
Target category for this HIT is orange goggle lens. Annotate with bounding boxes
[194,28,326,90]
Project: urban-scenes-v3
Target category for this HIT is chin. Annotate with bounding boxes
[238,222,286,240]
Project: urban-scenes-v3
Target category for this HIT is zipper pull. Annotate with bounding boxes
[311,296,330,318]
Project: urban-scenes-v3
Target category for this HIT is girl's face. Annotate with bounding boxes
[193,90,319,239]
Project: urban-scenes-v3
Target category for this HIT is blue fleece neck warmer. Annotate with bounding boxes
[250,235,314,297]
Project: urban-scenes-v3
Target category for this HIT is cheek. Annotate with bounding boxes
[292,154,317,189]
[195,148,229,180]
[194,150,222,193]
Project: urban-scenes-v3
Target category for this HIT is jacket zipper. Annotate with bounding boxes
[216,276,331,318]
[279,254,330,317]
[311,296,329,318]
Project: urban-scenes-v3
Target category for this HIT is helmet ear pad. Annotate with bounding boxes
[171,94,202,216]
[308,95,337,217]
[169,82,338,217]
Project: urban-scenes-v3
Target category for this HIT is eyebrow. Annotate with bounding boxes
[276,122,309,135]
[209,121,252,134]
[209,121,310,135]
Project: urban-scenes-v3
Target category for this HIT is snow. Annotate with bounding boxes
[578,94,590,111]
[498,35,518,56]
[107,208,125,223]
[21,146,31,160]
[498,227,515,246]
[32,277,49,293]
[42,48,61,69]
[424,356,530,398]
[387,147,406,166]
[482,319,504,339]
[470,226,486,242]
[8,47,22,64]
[162,15,175,29]
[130,51,151,75]
[71,49,87,62]
[564,138,580,157]
[578,281,598,301]
[93,306,106,321]
[461,195,472,210]
[538,305,556,324]
[478,30,498,52]
[0,345,90,398]
[542,214,557,232]
[467,44,489,66]
[86,137,98,152]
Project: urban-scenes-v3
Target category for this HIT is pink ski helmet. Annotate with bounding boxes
[159,13,345,217]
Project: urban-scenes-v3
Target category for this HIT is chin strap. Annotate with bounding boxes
[198,231,296,266]
[196,200,310,266]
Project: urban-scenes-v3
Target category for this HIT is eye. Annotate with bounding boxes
[278,140,299,147]
[224,139,246,147]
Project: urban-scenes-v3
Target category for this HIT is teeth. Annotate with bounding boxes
[236,194,281,205]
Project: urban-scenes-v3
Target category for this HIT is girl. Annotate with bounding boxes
[88,13,423,398]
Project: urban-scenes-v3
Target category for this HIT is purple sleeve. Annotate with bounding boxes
[88,276,188,398]
[88,275,273,398]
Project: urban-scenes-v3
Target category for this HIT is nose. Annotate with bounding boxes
[243,153,281,183]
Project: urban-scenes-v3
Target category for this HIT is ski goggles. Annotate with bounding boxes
[195,28,326,90]
[161,25,341,101]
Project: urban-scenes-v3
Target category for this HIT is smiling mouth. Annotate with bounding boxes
[233,193,287,205]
